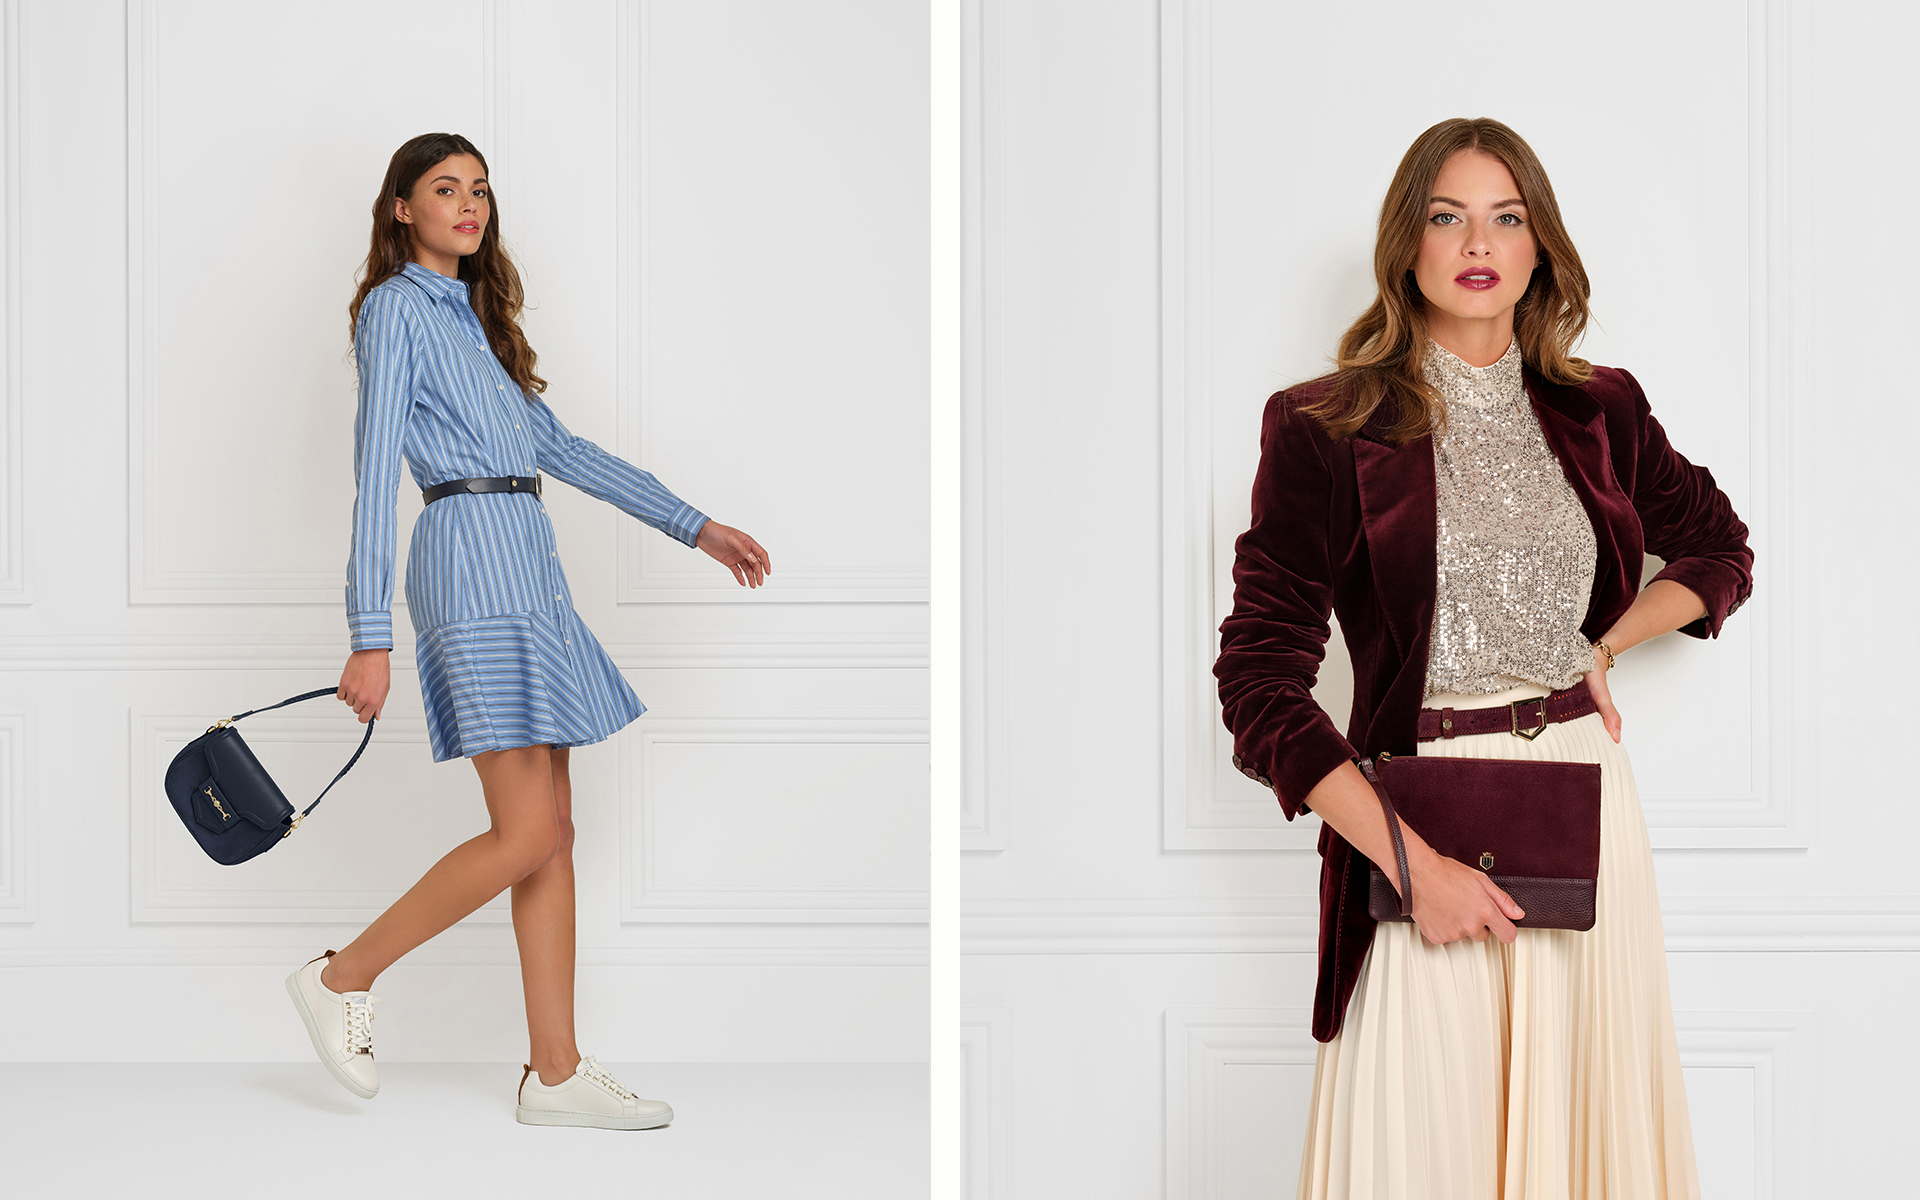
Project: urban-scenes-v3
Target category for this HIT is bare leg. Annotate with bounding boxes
[322,745,560,994]
[514,745,581,1086]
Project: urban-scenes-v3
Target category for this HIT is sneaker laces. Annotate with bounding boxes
[577,1056,635,1101]
[342,992,381,1054]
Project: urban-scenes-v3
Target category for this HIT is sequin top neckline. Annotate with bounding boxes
[1421,337,1524,412]
[1420,335,1600,698]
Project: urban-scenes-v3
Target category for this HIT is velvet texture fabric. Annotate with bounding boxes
[1214,364,1754,1043]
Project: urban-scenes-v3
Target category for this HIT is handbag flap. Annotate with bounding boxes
[201,728,294,830]
[1376,755,1602,880]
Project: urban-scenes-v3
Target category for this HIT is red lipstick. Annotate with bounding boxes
[1455,267,1500,291]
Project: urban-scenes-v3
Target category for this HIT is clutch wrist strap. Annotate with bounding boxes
[1356,757,1413,917]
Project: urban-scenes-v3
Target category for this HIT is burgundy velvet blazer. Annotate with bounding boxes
[1213,363,1754,1043]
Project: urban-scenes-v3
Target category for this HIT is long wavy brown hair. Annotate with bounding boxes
[1302,117,1592,444]
[347,132,546,397]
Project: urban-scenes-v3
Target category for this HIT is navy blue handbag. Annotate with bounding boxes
[163,688,376,866]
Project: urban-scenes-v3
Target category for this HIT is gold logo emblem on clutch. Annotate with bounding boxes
[204,786,231,821]
[1479,852,1495,871]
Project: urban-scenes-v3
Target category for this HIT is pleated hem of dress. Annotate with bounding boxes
[413,608,645,763]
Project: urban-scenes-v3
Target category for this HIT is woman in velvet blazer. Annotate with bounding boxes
[1214,117,1753,1195]
[1215,360,1751,1042]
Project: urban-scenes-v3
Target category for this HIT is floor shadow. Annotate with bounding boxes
[238,1066,369,1116]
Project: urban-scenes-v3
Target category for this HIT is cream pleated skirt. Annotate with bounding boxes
[1297,683,1699,1200]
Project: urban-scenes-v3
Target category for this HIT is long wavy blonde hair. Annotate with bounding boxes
[1303,117,1593,444]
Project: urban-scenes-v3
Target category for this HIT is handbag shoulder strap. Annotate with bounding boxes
[1356,756,1412,918]
[225,688,376,821]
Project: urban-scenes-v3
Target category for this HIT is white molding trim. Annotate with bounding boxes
[959,0,1007,851]
[0,941,929,969]
[123,0,499,604]
[1674,1009,1814,1198]
[0,630,927,672]
[0,709,32,921]
[960,1005,1014,1199]
[611,2,929,605]
[962,893,1920,954]
[1164,1007,1317,1200]
[1157,0,1812,851]
[479,0,512,177]
[618,713,931,923]
[128,708,513,923]
[0,0,25,605]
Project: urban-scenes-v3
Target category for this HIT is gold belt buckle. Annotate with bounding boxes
[1508,696,1548,740]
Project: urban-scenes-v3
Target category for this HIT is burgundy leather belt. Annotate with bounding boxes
[1416,683,1597,742]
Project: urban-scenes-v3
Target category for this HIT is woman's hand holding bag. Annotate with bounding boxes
[338,647,391,723]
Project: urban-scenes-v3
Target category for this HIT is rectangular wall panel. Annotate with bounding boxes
[620,714,930,922]
[130,709,507,923]
[0,0,21,604]
[125,0,492,603]
[1165,1007,1809,1199]
[614,0,930,603]
[1160,0,1808,851]
[0,710,30,921]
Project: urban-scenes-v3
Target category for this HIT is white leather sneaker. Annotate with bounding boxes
[284,950,381,1099]
[515,1056,673,1130]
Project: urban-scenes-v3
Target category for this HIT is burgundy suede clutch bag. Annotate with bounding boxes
[1359,754,1603,931]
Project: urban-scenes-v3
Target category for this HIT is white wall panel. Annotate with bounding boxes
[125,0,493,604]
[614,0,929,604]
[0,709,30,921]
[960,1005,1014,1200]
[1159,1005,1811,1200]
[1163,0,1810,851]
[621,713,930,922]
[129,708,507,924]
[0,0,22,605]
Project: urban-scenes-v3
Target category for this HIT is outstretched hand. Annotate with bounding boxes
[696,520,771,588]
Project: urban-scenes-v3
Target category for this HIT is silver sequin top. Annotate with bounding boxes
[1422,338,1598,697]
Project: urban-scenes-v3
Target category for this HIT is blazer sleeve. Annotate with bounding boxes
[523,396,709,548]
[344,287,418,652]
[1213,392,1357,819]
[1617,368,1755,639]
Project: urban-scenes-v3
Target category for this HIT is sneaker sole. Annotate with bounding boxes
[284,969,378,1100]
[515,1104,674,1130]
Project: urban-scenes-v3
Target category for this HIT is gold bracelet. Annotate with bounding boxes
[1594,640,1617,670]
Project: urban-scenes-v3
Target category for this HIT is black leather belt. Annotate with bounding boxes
[421,475,542,505]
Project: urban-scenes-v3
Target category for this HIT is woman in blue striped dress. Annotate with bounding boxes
[283,132,768,1128]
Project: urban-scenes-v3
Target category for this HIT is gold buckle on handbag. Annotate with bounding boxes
[1509,697,1548,740]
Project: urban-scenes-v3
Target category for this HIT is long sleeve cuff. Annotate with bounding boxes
[1648,558,1751,640]
[668,503,710,549]
[347,611,394,652]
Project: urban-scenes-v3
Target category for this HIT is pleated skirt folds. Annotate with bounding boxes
[1297,684,1700,1200]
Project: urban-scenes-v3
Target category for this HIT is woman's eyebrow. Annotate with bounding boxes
[1428,195,1526,209]
[428,175,488,186]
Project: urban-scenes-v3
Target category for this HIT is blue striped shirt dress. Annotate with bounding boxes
[346,262,708,763]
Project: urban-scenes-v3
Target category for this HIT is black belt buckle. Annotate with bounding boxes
[1509,696,1548,740]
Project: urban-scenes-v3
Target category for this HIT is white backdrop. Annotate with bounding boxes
[0,0,929,1065]
[960,0,1919,1196]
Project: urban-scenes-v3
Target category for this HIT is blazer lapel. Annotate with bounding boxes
[1350,425,1436,663]
[1524,368,1636,621]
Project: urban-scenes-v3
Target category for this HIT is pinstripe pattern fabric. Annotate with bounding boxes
[345,262,707,762]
